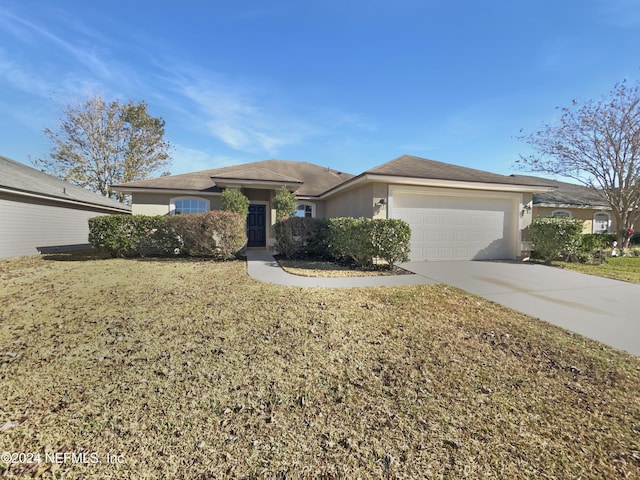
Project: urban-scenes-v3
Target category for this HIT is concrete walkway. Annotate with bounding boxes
[246,251,640,355]
[246,249,435,288]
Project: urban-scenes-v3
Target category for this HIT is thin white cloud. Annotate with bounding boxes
[172,74,320,155]
[0,9,112,80]
[0,6,375,163]
[0,50,51,97]
[170,144,255,174]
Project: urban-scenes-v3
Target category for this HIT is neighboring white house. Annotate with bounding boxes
[1,155,131,259]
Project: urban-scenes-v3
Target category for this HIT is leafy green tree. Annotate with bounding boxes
[36,95,172,201]
[273,186,297,222]
[517,81,640,247]
[221,188,250,218]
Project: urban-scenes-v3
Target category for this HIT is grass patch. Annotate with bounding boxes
[559,257,640,284]
[1,254,639,478]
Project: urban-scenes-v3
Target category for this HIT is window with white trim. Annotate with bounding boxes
[593,212,611,233]
[551,210,572,218]
[294,202,315,218]
[171,197,209,214]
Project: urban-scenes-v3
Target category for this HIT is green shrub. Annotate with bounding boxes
[89,215,164,257]
[221,188,249,218]
[275,216,410,268]
[370,219,411,267]
[580,233,617,252]
[273,187,297,222]
[275,217,321,259]
[326,217,362,264]
[89,211,246,259]
[306,219,331,258]
[166,211,246,259]
[326,217,411,268]
[529,216,584,264]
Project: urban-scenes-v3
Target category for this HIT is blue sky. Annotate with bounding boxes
[1,1,639,178]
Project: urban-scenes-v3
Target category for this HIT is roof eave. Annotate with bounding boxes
[534,202,612,210]
[0,186,131,213]
[112,186,222,196]
[319,173,555,198]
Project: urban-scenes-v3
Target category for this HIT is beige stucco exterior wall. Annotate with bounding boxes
[519,193,534,243]
[325,183,375,218]
[131,193,173,215]
[242,188,270,202]
[372,183,388,219]
[533,206,615,234]
[311,200,326,219]
[130,193,222,215]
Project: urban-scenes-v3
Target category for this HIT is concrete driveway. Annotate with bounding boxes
[402,261,640,356]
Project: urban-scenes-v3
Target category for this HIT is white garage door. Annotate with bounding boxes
[391,189,518,262]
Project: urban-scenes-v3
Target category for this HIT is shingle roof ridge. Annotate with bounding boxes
[210,166,304,183]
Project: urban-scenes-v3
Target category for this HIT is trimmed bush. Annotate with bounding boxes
[370,219,411,268]
[274,187,297,222]
[167,211,246,259]
[221,188,249,218]
[89,215,164,257]
[326,217,411,268]
[275,217,321,259]
[325,217,364,264]
[89,211,246,259]
[306,218,331,258]
[580,233,617,252]
[275,216,410,268]
[529,216,584,264]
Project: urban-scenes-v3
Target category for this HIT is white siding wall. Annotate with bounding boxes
[0,193,111,258]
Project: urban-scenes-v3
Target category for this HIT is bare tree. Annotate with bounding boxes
[517,80,640,247]
[36,96,172,201]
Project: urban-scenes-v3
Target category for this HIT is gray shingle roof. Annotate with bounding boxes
[366,155,557,187]
[211,167,304,185]
[114,160,355,197]
[0,155,131,213]
[510,175,609,208]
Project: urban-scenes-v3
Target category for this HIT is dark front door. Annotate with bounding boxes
[247,204,266,247]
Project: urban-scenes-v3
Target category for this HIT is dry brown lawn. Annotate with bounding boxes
[1,251,639,479]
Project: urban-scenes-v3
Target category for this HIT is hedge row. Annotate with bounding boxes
[528,217,626,263]
[276,217,411,268]
[88,212,246,259]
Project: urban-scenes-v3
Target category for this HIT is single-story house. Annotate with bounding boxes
[1,155,131,259]
[512,175,618,234]
[113,155,555,262]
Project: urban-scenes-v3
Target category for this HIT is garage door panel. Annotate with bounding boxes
[425,231,438,241]
[392,192,516,262]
